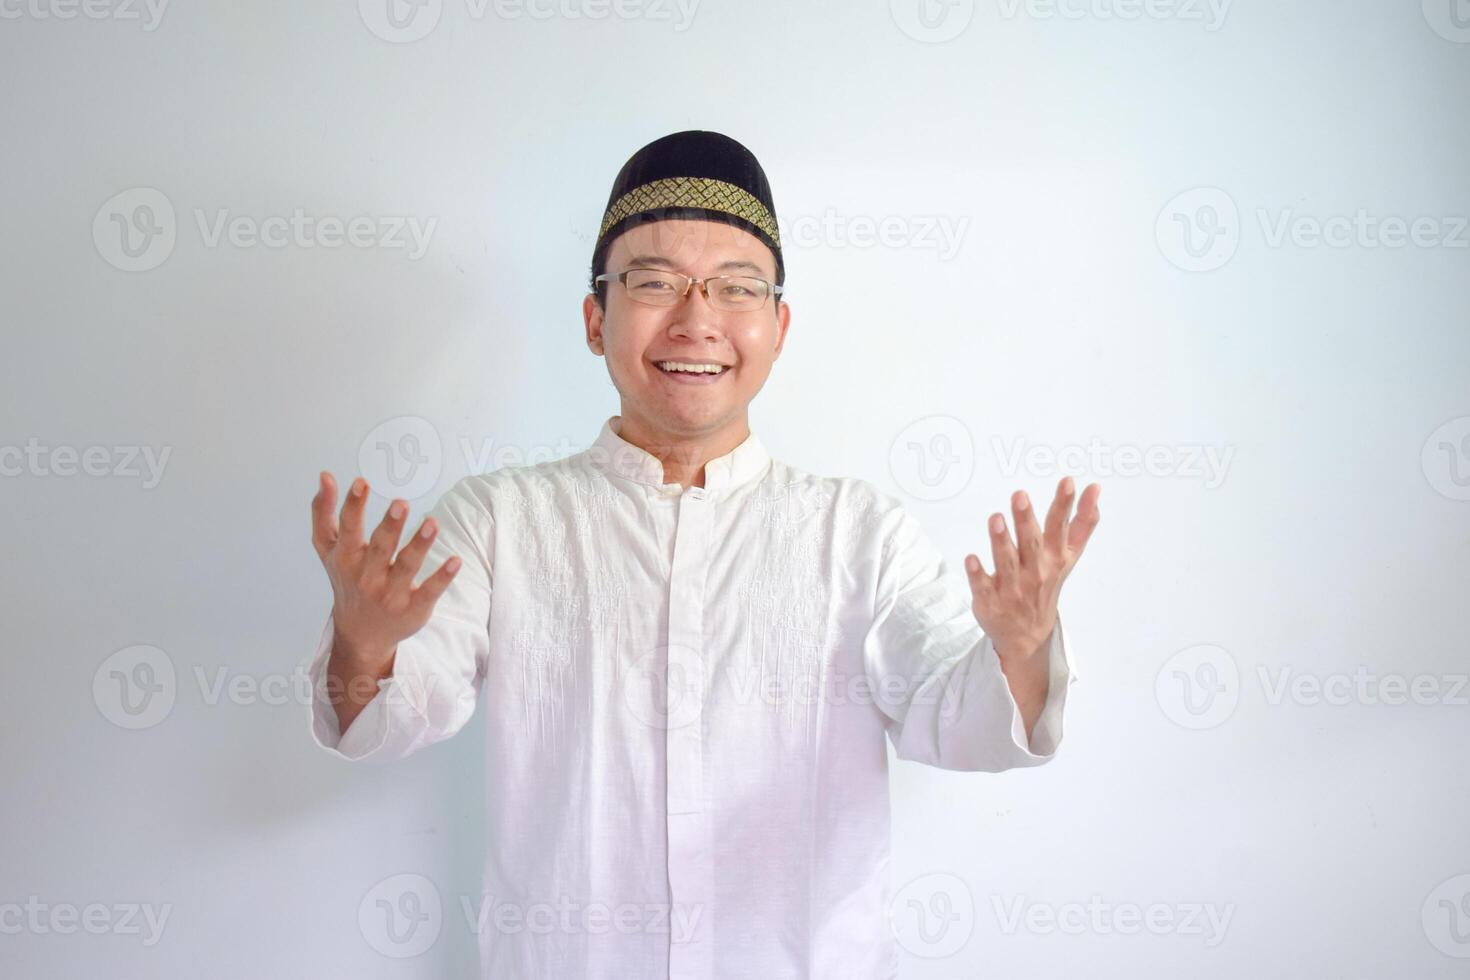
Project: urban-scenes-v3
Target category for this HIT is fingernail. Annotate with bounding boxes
[419,521,434,538]
[1062,476,1074,495]
[352,479,366,497]
[389,501,406,520]
[990,514,1005,533]
[1016,493,1029,511]
[965,555,979,573]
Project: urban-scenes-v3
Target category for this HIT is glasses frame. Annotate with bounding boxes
[594,268,784,312]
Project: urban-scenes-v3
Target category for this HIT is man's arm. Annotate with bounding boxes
[964,476,1100,751]
[306,473,494,762]
[861,478,1097,771]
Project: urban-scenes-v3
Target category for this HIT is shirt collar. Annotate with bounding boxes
[589,415,771,493]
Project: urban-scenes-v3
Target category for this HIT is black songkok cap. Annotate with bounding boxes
[590,130,784,292]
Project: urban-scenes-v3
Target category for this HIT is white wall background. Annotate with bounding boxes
[2,1,1468,977]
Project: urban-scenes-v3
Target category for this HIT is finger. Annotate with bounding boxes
[1065,483,1103,560]
[1011,490,1045,569]
[311,471,339,555]
[988,512,1019,589]
[409,555,462,615]
[964,552,994,596]
[1042,475,1075,557]
[338,476,370,551]
[365,498,410,571]
[387,516,439,590]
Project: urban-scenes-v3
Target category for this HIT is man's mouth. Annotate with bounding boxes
[653,360,731,384]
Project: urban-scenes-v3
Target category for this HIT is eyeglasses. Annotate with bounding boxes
[594,269,784,312]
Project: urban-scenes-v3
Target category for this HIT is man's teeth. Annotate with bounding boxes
[657,361,727,374]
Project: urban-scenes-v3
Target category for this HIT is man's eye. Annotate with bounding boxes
[634,280,672,290]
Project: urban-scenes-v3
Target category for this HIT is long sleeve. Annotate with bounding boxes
[305,476,494,762]
[861,502,1079,772]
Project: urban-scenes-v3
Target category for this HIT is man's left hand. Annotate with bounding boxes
[964,476,1101,665]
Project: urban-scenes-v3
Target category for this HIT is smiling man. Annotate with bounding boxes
[307,130,1100,980]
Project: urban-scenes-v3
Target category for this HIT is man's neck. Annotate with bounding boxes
[612,413,751,489]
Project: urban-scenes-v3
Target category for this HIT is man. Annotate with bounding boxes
[307,130,1101,979]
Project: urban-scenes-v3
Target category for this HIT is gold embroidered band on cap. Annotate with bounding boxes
[597,176,782,248]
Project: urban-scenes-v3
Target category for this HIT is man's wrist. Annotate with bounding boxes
[325,626,398,709]
[996,639,1050,721]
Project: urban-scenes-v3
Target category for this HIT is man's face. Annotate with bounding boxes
[584,218,790,441]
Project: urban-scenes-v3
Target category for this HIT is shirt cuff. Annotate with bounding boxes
[305,612,431,762]
[989,614,1078,761]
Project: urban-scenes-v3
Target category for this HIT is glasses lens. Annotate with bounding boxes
[622,269,683,306]
[619,270,772,311]
[708,276,770,311]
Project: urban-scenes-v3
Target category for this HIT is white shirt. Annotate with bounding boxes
[307,414,1077,980]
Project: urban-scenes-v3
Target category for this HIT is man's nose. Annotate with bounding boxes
[668,284,723,340]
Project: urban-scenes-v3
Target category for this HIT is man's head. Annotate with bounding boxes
[583,132,790,444]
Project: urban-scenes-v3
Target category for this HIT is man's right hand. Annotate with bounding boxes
[311,471,461,721]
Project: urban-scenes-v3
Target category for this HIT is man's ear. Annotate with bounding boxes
[583,293,605,355]
[770,299,791,360]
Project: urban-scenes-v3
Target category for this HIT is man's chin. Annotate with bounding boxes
[632,401,736,436]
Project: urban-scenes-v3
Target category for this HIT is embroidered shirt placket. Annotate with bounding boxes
[665,482,713,980]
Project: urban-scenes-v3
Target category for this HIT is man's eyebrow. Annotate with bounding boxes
[622,254,680,270]
[714,259,769,276]
[622,255,771,277]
